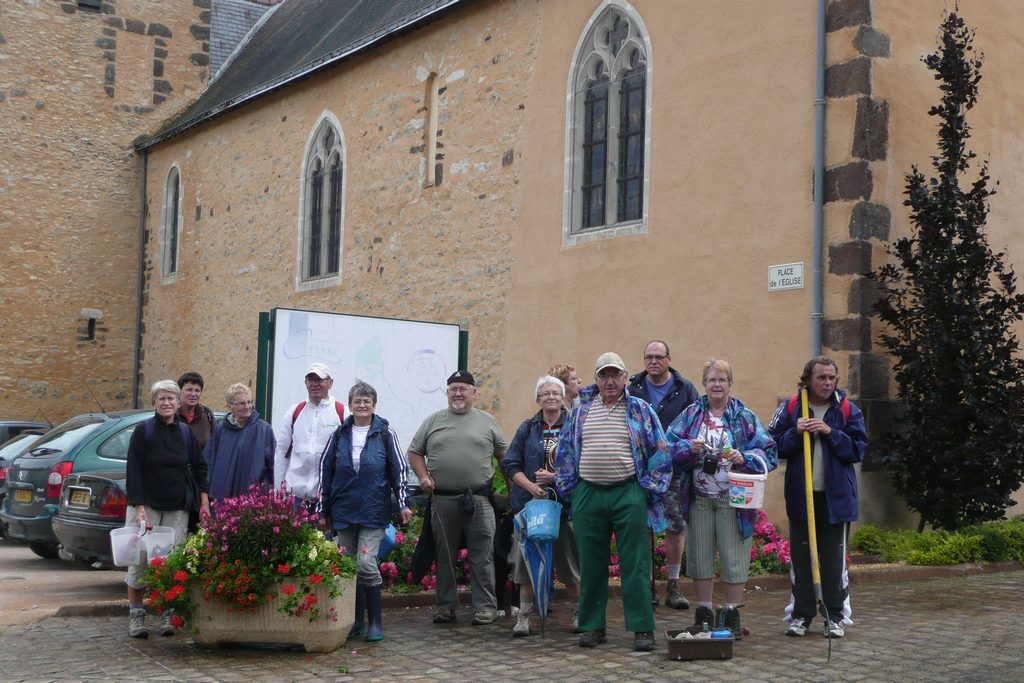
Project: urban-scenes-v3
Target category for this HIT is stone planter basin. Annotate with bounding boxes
[191,577,355,653]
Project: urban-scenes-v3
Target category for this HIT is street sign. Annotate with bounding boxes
[768,262,804,291]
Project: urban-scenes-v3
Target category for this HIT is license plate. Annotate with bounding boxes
[69,488,91,507]
[14,489,32,503]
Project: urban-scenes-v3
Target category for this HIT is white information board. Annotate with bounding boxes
[268,308,460,456]
[768,262,804,291]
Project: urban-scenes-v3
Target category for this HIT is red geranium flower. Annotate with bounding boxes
[277,563,291,574]
[173,570,188,582]
[170,615,185,628]
[308,574,323,585]
[282,584,297,596]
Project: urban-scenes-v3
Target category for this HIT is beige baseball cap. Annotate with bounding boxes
[594,352,626,374]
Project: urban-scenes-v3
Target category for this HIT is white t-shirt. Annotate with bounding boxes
[694,414,734,498]
[351,424,371,473]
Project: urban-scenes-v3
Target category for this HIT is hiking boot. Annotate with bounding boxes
[634,630,655,652]
[824,620,845,638]
[128,608,148,639]
[693,605,714,631]
[714,605,743,641]
[158,609,176,637]
[786,617,811,637]
[471,610,496,625]
[570,603,580,633]
[432,608,456,624]
[512,606,531,637]
[665,579,690,610]
[578,629,607,648]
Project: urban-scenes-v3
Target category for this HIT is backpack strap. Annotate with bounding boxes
[334,400,345,423]
[284,401,307,460]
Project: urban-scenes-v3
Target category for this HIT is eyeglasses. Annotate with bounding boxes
[538,391,563,399]
[448,386,473,394]
[644,355,668,362]
[351,398,375,406]
[704,378,729,385]
[155,396,178,403]
[229,400,255,407]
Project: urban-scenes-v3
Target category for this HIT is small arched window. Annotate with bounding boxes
[565,3,651,244]
[161,166,181,280]
[300,119,345,287]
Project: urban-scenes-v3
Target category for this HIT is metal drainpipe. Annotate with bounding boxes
[811,0,826,356]
[132,150,147,409]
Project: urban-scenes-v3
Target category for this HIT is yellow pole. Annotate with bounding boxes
[801,388,823,601]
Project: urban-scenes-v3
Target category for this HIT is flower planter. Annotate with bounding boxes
[191,577,356,653]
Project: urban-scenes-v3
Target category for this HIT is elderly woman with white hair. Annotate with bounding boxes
[204,383,275,504]
[500,374,581,637]
[124,379,209,639]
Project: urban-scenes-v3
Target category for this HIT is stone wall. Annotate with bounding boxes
[0,0,210,421]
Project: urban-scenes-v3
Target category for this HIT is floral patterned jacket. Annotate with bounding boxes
[554,384,672,532]
[665,395,778,539]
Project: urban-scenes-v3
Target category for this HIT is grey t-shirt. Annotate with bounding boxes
[408,407,507,492]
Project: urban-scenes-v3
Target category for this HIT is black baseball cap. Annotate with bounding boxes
[446,370,476,386]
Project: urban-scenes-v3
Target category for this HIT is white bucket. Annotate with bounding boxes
[110,525,144,567]
[144,525,176,560]
[727,454,769,509]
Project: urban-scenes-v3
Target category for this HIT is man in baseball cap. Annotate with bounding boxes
[273,362,346,513]
[554,351,672,652]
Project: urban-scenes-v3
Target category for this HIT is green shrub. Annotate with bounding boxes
[850,525,887,556]
[905,534,984,565]
[959,518,1024,562]
[850,519,1024,565]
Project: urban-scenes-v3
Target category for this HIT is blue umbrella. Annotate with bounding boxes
[513,509,554,632]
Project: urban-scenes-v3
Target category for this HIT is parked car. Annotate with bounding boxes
[51,410,225,565]
[1,411,151,558]
[52,470,129,566]
[0,431,46,536]
[0,420,50,444]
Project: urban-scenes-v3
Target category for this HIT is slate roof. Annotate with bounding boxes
[137,0,468,150]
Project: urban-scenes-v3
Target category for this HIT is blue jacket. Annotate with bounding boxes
[767,389,868,524]
[500,408,568,514]
[554,385,672,532]
[627,368,699,430]
[203,411,275,502]
[665,396,777,539]
[320,414,408,529]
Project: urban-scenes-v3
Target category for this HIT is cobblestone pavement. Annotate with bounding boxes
[0,571,1021,682]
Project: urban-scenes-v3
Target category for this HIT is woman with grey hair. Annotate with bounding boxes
[124,379,209,639]
[203,383,275,503]
[500,374,581,637]
[320,381,412,642]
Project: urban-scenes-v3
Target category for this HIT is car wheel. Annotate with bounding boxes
[29,542,60,559]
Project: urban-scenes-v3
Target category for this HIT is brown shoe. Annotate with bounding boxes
[665,578,690,610]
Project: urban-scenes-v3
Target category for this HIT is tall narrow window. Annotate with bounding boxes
[566,4,651,242]
[161,167,181,279]
[424,72,440,187]
[300,118,345,287]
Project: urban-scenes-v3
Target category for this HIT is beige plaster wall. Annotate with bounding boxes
[0,0,209,421]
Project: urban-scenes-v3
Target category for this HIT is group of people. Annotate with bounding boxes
[123,364,409,641]
[122,345,867,655]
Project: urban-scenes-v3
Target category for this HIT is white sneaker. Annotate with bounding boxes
[785,618,811,637]
[824,620,845,638]
[512,609,531,637]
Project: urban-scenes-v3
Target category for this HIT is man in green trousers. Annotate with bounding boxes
[554,352,673,652]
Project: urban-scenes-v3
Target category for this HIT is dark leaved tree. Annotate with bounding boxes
[872,11,1024,531]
